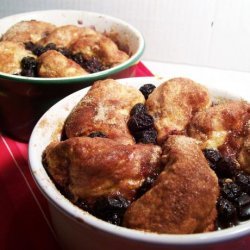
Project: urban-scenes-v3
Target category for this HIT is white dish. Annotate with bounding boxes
[29,77,250,250]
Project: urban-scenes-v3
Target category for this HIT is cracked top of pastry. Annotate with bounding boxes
[1,20,56,43]
[37,25,97,48]
[146,78,211,144]
[64,79,145,145]
[123,135,219,234]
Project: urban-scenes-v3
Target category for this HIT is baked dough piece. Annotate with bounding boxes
[1,20,56,43]
[70,33,129,67]
[123,135,219,234]
[237,124,250,173]
[188,100,250,152]
[64,79,145,145]
[38,50,88,77]
[43,137,162,202]
[0,41,35,74]
[146,78,211,144]
[38,25,96,48]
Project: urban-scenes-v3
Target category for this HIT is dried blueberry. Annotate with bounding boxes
[216,157,238,178]
[134,128,157,144]
[45,43,57,50]
[238,205,250,221]
[203,148,222,171]
[88,131,107,138]
[56,47,72,58]
[92,196,130,225]
[235,172,250,194]
[128,113,154,132]
[221,181,241,202]
[217,197,237,227]
[139,84,156,99]
[84,57,106,73]
[235,193,250,208]
[24,41,36,51]
[20,57,38,77]
[71,53,85,66]
[136,176,157,198]
[75,199,92,213]
[32,45,46,56]
[130,103,147,116]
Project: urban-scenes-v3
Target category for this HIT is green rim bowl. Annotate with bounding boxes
[0,10,145,141]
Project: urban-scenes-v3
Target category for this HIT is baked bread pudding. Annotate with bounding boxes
[0,20,129,77]
[42,78,250,234]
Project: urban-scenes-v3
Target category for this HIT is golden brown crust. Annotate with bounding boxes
[38,25,96,48]
[146,78,211,145]
[123,135,219,234]
[188,100,250,151]
[70,33,129,67]
[1,20,56,43]
[64,79,145,145]
[44,137,162,202]
[0,41,35,74]
[37,50,88,77]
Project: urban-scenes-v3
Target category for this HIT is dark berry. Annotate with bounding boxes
[238,205,250,221]
[139,84,156,99]
[216,157,238,178]
[56,47,72,58]
[203,148,222,163]
[136,176,156,198]
[92,196,130,225]
[217,197,237,227]
[71,53,85,66]
[235,193,250,208]
[221,181,241,202]
[32,45,46,56]
[44,43,57,50]
[20,57,38,77]
[235,172,250,194]
[24,41,36,51]
[84,57,106,73]
[75,199,92,213]
[88,131,107,138]
[130,103,147,116]
[128,113,154,132]
[134,128,157,144]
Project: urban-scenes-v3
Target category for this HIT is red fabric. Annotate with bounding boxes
[0,62,153,250]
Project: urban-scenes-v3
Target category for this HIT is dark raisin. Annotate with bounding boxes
[92,196,130,225]
[71,53,85,66]
[24,41,36,51]
[75,199,92,213]
[139,84,156,99]
[20,57,38,77]
[221,181,241,202]
[32,45,46,56]
[56,47,72,58]
[235,193,250,208]
[136,176,157,198]
[238,205,250,221]
[217,196,237,227]
[88,131,107,138]
[216,157,238,178]
[84,57,106,73]
[235,172,250,194]
[44,43,57,50]
[130,103,147,116]
[203,148,222,171]
[134,128,157,144]
[128,113,154,132]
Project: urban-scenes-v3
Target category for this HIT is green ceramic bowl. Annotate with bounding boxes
[0,10,144,141]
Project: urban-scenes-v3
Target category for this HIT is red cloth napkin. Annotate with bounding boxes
[0,62,153,250]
